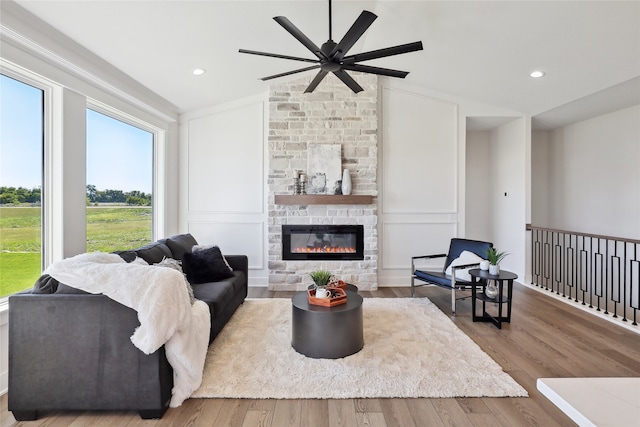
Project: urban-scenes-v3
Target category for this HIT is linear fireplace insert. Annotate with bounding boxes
[282,225,364,261]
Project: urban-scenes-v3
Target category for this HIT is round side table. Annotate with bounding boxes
[469,268,517,329]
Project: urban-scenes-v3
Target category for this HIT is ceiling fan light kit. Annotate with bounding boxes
[239,0,423,93]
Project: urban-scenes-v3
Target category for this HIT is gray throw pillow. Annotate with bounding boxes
[155,257,195,304]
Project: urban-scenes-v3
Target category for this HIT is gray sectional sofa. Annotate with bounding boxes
[8,233,247,420]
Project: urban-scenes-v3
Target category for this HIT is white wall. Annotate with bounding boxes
[465,120,529,279]
[465,131,492,242]
[488,118,529,278]
[377,86,459,286]
[59,88,88,258]
[531,130,550,227]
[179,96,269,285]
[534,105,640,239]
[179,82,466,288]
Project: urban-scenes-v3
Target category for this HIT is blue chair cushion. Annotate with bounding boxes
[414,270,472,288]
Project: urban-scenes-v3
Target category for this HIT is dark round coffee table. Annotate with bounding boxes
[291,290,364,359]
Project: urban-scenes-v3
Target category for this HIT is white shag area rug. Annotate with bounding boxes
[190,298,528,399]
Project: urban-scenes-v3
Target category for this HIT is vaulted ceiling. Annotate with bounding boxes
[7,0,640,128]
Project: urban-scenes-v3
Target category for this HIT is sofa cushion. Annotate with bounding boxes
[414,269,472,287]
[166,234,199,261]
[32,273,90,294]
[113,250,138,263]
[135,242,172,264]
[31,274,59,294]
[55,284,91,294]
[182,246,234,284]
[227,271,246,295]
[191,280,235,319]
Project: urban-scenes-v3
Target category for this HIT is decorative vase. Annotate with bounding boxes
[485,280,499,299]
[489,264,500,275]
[480,260,490,271]
[341,169,352,196]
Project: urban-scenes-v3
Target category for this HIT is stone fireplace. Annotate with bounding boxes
[268,72,378,291]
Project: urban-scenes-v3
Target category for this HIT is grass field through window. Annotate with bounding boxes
[0,206,152,297]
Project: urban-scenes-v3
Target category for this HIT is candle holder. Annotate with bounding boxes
[299,172,307,194]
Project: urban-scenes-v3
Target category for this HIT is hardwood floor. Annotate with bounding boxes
[2,284,639,426]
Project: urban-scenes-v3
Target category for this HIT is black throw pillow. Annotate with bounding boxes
[166,233,199,261]
[182,245,234,284]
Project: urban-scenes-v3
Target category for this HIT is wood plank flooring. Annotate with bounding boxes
[2,284,639,426]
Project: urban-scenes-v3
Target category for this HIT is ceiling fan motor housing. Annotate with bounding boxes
[320,40,342,72]
[239,1,423,93]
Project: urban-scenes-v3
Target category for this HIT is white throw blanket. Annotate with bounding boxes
[45,252,210,407]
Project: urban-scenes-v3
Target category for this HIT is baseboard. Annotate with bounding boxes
[521,282,639,335]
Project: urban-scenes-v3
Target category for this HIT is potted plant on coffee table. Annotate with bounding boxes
[309,270,333,289]
[309,269,339,300]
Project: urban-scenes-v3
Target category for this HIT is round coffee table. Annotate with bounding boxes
[291,290,364,359]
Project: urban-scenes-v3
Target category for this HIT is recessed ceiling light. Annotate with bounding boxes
[530,70,545,78]
[192,68,206,76]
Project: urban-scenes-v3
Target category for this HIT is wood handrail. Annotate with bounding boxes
[527,224,640,245]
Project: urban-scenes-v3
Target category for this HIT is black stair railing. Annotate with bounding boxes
[529,225,639,326]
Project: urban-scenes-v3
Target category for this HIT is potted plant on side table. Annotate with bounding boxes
[486,247,509,275]
[485,248,509,299]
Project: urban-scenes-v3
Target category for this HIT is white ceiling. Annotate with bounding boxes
[8,0,640,128]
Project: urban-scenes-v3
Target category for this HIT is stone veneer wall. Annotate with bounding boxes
[268,72,378,291]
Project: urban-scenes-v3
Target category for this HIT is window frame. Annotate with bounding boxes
[0,65,50,301]
[86,100,165,242]
[0,62,168,304]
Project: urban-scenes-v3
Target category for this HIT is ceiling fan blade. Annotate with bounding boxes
[341,64,409,78]
[330,10,377,59]
[342,41,423,64]
[260,65,321,81]
[273,16,325,60]
[239,49,319,64]
[304,70,329,93]
[333,69,364,93]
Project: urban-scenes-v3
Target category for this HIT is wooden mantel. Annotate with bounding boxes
[274,195,375,205]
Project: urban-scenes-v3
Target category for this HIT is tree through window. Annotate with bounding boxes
[0,74,44,297]
[86,109,154,252]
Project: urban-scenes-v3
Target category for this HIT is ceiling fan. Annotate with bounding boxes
[239,0,423,93]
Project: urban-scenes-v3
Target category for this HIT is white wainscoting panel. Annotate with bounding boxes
[377,221,457,287]
[188,222,264,270]
[381,222,457,270]
[381,88,458,214]
[187,102,264,213]
[378,86,459,286]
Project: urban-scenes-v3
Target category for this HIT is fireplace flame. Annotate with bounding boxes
[293,246,356,254]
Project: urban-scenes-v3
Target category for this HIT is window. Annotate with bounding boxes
[86,109,154,252]
[0,74,44,298]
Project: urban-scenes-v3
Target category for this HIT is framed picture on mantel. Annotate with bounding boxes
[307,143,341,195]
